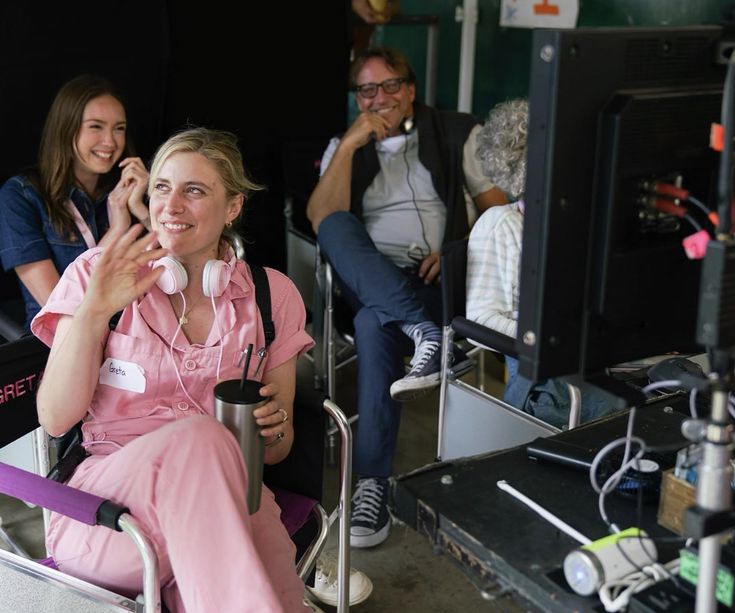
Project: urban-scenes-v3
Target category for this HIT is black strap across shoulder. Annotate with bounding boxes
[249,263,275,347]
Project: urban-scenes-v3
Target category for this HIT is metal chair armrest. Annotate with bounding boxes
[296,504,329,581]
[451,316,517,358]
[322,399,352,613]
[118,514,161,613]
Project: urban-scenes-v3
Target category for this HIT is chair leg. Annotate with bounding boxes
[476,349,485,392]
[436,326,455,461]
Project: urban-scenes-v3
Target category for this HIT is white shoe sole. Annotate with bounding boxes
[350,518,391,548]
[389,372,441,402]
[307,573,374,607]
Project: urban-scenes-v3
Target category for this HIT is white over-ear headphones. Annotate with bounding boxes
[153,256,232,297]
[153,255,232,414]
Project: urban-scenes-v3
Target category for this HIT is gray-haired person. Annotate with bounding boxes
[467,99,617,427]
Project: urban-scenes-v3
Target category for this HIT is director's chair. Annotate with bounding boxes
[283,141,359,468]
[283,144,357,403]
[437,239,581,461]
[0,330,354,612]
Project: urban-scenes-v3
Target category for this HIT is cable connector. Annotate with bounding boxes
[644,181,690,201]
[653,198,686,218]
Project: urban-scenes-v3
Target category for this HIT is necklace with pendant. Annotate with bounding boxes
[176,294,205,326]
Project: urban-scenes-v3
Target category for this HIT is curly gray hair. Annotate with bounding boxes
[475,99,529,201]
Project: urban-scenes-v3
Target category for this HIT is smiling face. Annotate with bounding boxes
[149,152,243,266]
[72,94,126,189]
[355,57,415,137]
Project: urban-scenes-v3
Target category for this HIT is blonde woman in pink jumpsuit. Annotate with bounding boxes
[31,128,314,612]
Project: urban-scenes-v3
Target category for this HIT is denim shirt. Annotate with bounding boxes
[0,175,109,327]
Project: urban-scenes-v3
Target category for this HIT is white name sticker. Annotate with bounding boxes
[99,358,146,393]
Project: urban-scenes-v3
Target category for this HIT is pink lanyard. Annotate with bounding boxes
[64,199,97,249]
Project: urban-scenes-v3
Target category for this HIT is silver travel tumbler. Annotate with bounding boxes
[213,379,266,514]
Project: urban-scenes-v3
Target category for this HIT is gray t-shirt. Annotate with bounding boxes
[320,124,493,268]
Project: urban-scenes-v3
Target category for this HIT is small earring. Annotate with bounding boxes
[226,220,233,229]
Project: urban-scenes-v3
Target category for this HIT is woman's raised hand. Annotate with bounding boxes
[107,157,150,232]
[119,157,151,227]
[82,225,167,319]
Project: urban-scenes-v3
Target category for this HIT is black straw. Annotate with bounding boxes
[240,343,253,390]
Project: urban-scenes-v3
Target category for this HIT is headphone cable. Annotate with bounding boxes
[168,290,225,413]
[402,132,432,258]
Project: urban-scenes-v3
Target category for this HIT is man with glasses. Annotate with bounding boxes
[307,46,506,549]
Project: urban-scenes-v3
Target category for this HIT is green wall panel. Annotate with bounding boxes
[377,0,729,120]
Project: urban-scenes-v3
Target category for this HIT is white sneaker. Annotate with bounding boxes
[307,551,374,607]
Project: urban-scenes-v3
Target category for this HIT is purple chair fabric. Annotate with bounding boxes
[0,462,106,526]
[37,557,59,570]
[271,487,317,536]
[0,460,318,537]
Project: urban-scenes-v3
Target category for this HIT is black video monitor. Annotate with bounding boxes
[517,26,727,392]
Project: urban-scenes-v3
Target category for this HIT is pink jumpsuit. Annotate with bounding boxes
[32,248,314,613]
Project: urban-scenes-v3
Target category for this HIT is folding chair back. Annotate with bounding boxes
[437,239,560,461]
[283,139,323,320]
[0,335,48,450]
[440,238,470,327]
[264,377,325,501]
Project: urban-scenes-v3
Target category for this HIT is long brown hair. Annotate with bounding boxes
[30,75,134,240]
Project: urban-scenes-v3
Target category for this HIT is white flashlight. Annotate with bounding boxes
[563,528,658,596]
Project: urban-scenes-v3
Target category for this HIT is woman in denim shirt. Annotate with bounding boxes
[0,74,150,328]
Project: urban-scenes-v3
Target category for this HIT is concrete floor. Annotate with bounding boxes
[313,350,527,613]
[0,350,529,612]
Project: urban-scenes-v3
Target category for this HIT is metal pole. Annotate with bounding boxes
[325,263,336,401]
[425,23,439,107]
[695,388,733,613]
[436,326,454,459]
[566,384,581,430]
[32,427,51,535]
[457,0,478,113]
[296,506,329,580]
[323,399,353,613]
[118,514,161,613]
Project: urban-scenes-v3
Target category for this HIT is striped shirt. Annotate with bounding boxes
[466,202,524,337]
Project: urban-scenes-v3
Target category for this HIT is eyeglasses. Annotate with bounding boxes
[354,77,407,99]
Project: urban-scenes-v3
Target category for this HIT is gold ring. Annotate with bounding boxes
[277,408,289,423]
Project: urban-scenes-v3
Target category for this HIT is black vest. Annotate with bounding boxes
[349,100,479,243]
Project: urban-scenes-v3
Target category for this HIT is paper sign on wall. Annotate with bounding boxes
[500,0,579,29]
